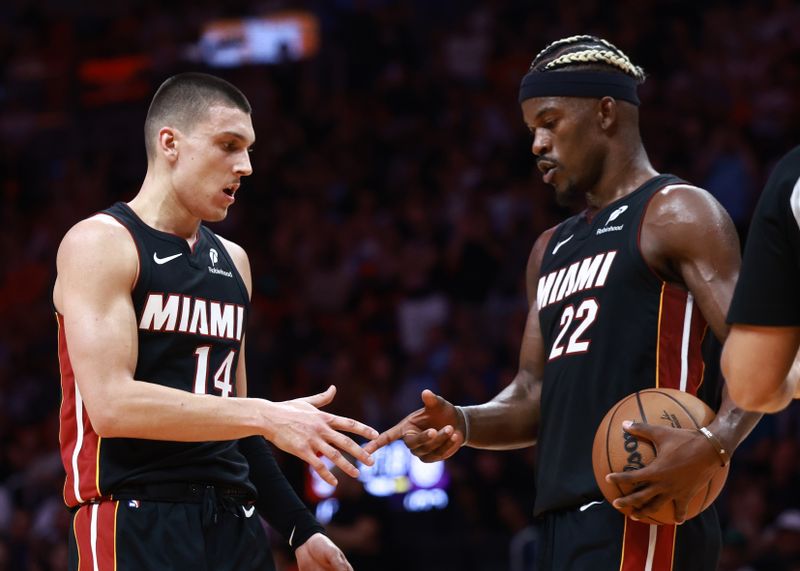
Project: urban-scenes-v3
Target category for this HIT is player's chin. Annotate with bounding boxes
[205,204,232,222]
[554,184,582,208]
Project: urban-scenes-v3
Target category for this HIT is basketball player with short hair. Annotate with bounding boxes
[367,35,762,570]
[54,73,376,570]
[722,145,800,412]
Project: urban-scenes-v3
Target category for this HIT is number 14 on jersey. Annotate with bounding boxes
[193,346,236,397]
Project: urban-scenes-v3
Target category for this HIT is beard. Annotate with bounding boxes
[554,180,584,207]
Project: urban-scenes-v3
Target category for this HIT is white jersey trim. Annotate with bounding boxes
[72,381,85,504]
[90,503,100,571]
[644,523,658,571]
[679,293,694,392]
[789,175,800,230]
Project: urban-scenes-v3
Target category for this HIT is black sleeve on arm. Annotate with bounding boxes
[239,435,325,551]
[728,145,800,326]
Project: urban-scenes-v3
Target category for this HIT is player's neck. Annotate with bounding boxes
[130,171,201,245]
[584,147,658,215]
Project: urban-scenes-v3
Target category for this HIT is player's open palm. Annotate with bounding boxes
[365,389,465,462]
[264,385,378,487]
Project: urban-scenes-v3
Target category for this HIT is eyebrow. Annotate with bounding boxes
[525,105,560,130]
[534,105,559,121]
[219,131,255,147]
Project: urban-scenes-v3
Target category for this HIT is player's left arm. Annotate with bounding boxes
[223,237,351,570]
[610,185,762,522]
[646,186,762,456]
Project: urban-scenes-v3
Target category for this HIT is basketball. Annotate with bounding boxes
[591,388,729,525]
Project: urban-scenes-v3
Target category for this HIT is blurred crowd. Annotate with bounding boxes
[2,0,800,569]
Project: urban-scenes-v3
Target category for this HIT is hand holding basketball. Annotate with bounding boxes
[592,388,730,525]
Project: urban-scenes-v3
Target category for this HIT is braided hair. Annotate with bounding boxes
[529,35,645,84]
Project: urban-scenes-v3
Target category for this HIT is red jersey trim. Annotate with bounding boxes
[655,285,708,395]
[619,518,676,571]
[57,312,103,507]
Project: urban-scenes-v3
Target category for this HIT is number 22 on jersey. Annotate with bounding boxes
[549,299,599,360]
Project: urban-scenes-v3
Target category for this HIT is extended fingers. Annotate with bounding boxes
[327,414,379,441]
[329,430,374,466]
[363,424,405,454]
[300,385,337,408]
[316,441,360,479]
[308,454,338,487]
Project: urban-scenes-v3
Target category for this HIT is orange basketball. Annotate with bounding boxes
[591,388,729,525]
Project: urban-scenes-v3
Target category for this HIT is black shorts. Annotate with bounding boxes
[534,500,721,571]
[68,484,275,571]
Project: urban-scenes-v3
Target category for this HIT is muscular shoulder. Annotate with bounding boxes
[645,184,730,229]
[641,184,739,282]
[54,214,139,312]
[215,234,252,297]
[57,215,138,272]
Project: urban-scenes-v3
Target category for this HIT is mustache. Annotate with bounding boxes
[536,156,559,168]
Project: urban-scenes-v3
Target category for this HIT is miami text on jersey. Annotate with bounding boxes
[139,293,245,340]
[538,251,618,310]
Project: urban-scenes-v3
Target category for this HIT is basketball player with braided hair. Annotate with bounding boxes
[367,35,762,570]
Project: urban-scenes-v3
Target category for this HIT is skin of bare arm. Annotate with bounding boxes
[364,227,555,460]
[607,185,762,522]
[722,325,800,412]
[54,217,376,487]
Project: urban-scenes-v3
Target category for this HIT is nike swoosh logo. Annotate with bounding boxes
[243,505,256,518]
[552,234,574,255]
[288,525,296,547]
[153,252,183,265]
[579,500,604,512]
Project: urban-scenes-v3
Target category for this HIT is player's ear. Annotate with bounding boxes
[597,97,617,131]
[158,127,180,163]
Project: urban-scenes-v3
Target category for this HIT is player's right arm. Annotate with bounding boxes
[365,228,554,461]
[54,216,375,476]
[722,327,800,412]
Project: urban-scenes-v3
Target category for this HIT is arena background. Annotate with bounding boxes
[2,1,800,569]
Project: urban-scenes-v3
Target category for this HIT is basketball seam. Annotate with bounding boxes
[641,389,713,523]
[647,389,702,428]
[631,391,671,525]
[635,391,647,423]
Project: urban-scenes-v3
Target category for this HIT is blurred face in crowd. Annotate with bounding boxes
[521,95,608,207]
[161,104,255,222]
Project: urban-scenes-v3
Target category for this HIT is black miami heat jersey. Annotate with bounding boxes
[58,202,254,508]
[534,174,722,516]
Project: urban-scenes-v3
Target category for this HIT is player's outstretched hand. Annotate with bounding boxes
[364,389,465,462]
[296,533,353,571]
[605,420,722,523]
[264,385,378,487]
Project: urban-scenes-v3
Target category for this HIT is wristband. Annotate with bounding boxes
[697,426,730,467]
[239,436,325,551]
[455,406,471,446]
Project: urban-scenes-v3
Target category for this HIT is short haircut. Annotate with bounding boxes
[529,35,646,83]
[144,72,252,161]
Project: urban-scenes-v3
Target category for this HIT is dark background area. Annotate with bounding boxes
[2,1,800,570]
